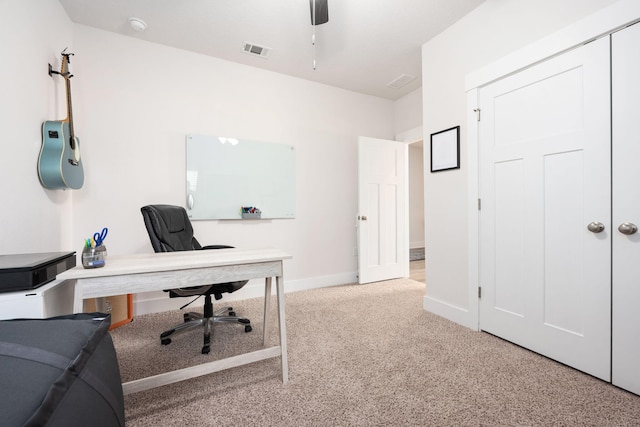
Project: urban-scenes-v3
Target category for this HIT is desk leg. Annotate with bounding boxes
[72,280,84,313]
[263,277,272,346]
[276,274,288,383]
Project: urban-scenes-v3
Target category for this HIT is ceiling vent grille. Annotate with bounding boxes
[386,74,416,89]
[242,41,271,59]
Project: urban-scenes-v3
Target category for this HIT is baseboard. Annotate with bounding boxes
[133,272,358,316]
[423,295,477,331]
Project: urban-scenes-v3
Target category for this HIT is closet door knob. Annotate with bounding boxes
[587,221,605,233]
[618,222,638,235]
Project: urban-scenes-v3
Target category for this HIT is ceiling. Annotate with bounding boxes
[58,0,485,100]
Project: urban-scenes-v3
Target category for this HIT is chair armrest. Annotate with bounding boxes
[200,245,235,250]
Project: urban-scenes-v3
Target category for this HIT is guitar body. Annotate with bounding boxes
[38,120,84,189]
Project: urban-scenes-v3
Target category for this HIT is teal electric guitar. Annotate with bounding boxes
[38,49,84,189]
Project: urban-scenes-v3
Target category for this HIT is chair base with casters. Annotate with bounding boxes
[160,293,253,354]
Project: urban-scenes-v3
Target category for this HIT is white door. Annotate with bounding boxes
[478,37,611,380]
[612,22,640,395]
[357,136,406,284]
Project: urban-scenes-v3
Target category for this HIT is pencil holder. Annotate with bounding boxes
[82,244,107,269]
[241,212,262,219]
[241,206,262,219]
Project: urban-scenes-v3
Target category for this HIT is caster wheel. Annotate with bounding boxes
[161,338,171,345]
[183,313,190,322]
[245,325,252,333]
[202,346,210,354]
[161,329,175,339]
[229,311,236,316]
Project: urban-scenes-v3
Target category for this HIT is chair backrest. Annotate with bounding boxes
[141,205,202,253]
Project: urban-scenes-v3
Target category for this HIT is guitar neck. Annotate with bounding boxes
[65,77,74,139]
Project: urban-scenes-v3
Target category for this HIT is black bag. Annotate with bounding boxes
[0,313,124,427]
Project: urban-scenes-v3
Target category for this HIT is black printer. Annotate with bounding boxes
[0,252,76,293]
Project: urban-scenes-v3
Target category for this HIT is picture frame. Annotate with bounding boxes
[430,126,460,172]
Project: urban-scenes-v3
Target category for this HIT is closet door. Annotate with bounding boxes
[478,37,611,380]
[612,22,640,396]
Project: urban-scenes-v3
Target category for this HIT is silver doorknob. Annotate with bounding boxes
[587,222,605,233]
[618,222,638,235]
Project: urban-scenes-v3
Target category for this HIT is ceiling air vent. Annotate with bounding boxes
[242,41,271,59]
[386,74,416,89]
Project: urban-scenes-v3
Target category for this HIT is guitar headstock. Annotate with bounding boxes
[60,48,74,79]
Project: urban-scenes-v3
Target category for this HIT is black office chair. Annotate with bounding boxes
[140,204,251,354]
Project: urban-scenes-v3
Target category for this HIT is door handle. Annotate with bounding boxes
[618,222,638,235]
[587,221,605,233]
[358,215,367,221]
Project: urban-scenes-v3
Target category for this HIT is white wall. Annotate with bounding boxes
[394,88,422,136]
[72,25,397,312]
[394,88,424,250]
[421,0,620,325]
[0,1,401,315]
[0,0,74,254]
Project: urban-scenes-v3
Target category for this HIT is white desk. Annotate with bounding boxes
[57,247,292,395]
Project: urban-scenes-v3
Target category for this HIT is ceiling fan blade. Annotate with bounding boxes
[310,0,329,26]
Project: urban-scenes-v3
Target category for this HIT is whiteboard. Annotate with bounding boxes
[186,134,295,220]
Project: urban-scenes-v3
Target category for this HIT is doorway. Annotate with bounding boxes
[408,140,425,282]
[356,134,424,284]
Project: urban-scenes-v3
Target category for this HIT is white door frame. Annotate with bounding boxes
[465,2,640,332]
[397,125,424,280]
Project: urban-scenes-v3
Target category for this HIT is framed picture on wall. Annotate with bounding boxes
[430,126,460,172]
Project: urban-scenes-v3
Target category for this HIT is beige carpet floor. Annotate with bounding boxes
[111,278,640,426]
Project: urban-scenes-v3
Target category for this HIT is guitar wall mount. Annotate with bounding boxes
[48,63,59,77]
[48,63,72,79]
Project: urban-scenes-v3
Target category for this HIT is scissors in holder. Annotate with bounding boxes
[93,227,108,247]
